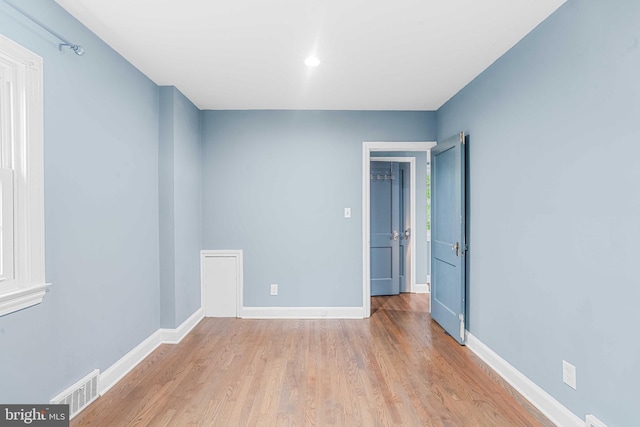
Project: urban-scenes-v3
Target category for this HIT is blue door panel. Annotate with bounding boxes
[433,258,458,315]
[434,147,458,243]
[371,248,392,278]
[431,132,466,345]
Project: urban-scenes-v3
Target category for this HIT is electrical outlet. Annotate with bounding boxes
[270,284,278,296]
[562,360,576,389]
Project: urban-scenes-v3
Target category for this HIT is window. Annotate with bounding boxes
[0,33,47,316]
[0,168,14,281]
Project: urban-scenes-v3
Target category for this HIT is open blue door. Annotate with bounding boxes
[431,132,466,345]
[370,161,400,296]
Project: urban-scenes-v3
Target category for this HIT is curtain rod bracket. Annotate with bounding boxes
[59,43,85,56]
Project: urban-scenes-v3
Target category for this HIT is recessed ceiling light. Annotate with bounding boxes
[305,56,320,67]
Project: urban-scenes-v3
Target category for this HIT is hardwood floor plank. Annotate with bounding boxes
[72,294,554,426]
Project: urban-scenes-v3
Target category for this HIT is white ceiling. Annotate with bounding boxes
[55,0,565,111]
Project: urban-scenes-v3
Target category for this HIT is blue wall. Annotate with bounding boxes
[202,111,435,307]
[159,88,177,327]
[171,89,202,326]
[0,0,201,403]
[159,87,202,328]
[437,0,639,424]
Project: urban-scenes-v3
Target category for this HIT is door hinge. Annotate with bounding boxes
[459,314,465,341]
[459,131,465,145]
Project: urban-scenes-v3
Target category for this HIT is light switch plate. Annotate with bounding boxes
[344,208,351,218]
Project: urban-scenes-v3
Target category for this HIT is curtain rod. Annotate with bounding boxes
[1,0,85,55]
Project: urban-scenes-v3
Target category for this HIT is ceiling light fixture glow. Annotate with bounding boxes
[305,56,320,67]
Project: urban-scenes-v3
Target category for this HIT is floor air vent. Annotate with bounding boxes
[50,369,99,418]
[585,414,608,427]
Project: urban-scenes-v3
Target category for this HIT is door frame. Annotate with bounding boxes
[200,249,244,317]
[362,141,436,317]
[370,157,415,295]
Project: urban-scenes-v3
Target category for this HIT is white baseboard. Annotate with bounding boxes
[413,283,430,294]
[99,308,204,395]
[99,330,163,396]
[241,306,363,319]
[160,308,204,344]
[465,332,583,427]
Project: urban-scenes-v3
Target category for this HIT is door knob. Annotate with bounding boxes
[392,230,399,241]
[452,242,459,256]
[404,228,410,239]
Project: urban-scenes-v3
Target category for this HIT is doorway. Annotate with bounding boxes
[362,142,436,318]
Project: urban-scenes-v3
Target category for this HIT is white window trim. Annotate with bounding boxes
[0,33,49,317]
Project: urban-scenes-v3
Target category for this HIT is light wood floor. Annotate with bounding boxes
[72,294,553,426]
